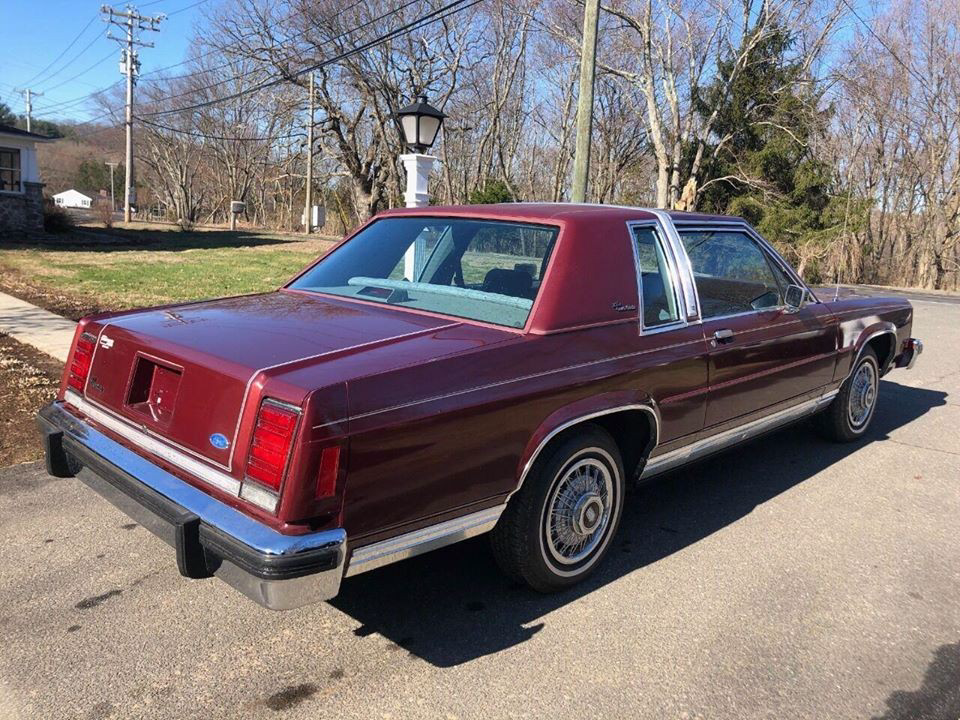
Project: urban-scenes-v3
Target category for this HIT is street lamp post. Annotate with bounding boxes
[395,94,446,280]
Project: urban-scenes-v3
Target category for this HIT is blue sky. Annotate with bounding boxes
[0,0,210,123]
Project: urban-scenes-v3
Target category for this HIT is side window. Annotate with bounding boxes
[631,226,681,327]
[679,230,784,319]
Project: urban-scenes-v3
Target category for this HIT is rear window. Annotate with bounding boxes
[289,217,558,329]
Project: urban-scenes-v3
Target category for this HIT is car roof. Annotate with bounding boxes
[379,203,742,225]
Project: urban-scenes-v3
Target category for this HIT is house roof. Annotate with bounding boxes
[53,189,93,200]
[0,124,54,141]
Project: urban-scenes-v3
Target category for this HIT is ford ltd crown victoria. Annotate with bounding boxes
[38,204,923,609]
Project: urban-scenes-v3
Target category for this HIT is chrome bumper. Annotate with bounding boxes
[37,401,346,611]
[896,337,923,370]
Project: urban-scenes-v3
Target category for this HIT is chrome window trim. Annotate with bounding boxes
[626,220,687,334]
[673,224,810,321]
[648,210,702,320]
[671,219,818,302]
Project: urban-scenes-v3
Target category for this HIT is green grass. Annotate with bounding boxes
[0,225,336,315]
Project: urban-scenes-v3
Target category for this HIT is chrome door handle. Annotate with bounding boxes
[713,329,735,342]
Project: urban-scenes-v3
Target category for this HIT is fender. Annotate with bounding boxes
[841,322,898,380]
[509,390,660,501]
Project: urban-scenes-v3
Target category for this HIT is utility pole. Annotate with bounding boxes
[102,4,164,224]
[304,73,315,234]
[570,0,600,203]
[15,89,43,133]
[106,162,118,212]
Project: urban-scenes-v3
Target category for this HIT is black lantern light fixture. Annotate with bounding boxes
[395,94,446,153]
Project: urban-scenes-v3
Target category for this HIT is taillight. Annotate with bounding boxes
[241,400,300,511]
[67,332,96,393]
[315,446,341,500]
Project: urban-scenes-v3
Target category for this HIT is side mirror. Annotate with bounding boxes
[784,284,806,312]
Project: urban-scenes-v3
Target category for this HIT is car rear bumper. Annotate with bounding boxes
[37,401,346,610]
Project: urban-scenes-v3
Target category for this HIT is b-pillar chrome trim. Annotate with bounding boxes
[639,390,839,479]
[648,210,702,320]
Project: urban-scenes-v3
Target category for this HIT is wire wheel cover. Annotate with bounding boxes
[848,360,877,428]
[544,457,614,566]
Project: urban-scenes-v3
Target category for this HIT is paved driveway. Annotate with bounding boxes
[0,297,957,719]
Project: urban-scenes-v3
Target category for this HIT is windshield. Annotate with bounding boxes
[289,217,559,329]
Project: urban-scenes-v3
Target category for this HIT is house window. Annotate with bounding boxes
[0,148,21,192]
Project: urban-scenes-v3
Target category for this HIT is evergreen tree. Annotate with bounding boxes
[693,26,849,280]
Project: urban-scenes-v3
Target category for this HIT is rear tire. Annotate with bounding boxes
[817,346,880,442]
[491,425,625,592]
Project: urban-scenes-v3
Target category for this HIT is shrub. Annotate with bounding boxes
[94,199,114,228]
[469,179,515,205]
[42,199,74,233]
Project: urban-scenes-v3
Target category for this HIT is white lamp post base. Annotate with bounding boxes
[401,153,437,280]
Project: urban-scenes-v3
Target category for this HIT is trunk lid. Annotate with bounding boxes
[80,291,459,471]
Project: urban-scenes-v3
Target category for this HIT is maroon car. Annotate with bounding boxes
[38,204,922,609]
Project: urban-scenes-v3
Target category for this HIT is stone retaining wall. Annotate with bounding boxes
[0,182,44,234]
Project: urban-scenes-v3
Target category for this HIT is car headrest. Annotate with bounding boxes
[482,268,533,298]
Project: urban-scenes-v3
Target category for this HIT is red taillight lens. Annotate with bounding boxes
[315,446,341,500]
[67,333,96,393]
[244,400,300,492]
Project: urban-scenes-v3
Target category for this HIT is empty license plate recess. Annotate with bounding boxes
[126,355,183,427]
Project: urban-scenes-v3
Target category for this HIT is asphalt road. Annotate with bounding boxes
[1,297,958,720]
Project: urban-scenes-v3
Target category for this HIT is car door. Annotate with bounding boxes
[676,226,838,428]
[627,222,709,446]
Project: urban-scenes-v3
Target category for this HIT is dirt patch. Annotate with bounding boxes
[0,269,106,321]
[0,334,63,466]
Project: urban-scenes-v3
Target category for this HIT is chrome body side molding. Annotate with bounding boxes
[640,390,839,479]
[345,505,505,576]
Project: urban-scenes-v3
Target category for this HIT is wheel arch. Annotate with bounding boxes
[850,324,898,377]
[510,393,660,502]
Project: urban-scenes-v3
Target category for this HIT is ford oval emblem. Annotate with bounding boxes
[209,433,230,450]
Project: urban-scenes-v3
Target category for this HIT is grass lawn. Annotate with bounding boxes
[0,224,338,319]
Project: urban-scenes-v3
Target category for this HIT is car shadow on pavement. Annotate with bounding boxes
[331,380,948,668]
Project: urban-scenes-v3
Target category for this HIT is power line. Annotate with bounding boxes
[137,115,304,141]
[29,0,326,119]
[134,0,394,112]
[32,81,124,114]
[35,28,109,91]
[168,0,209,16]
[39,48,116,95]
[142,0,480,118]
[18,14,99,88]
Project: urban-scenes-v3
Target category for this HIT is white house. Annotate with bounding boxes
[0,124,50,233]
[53,189,94,209]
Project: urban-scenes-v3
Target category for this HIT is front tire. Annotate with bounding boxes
[817,346,880,442]
[491,426,625,592]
